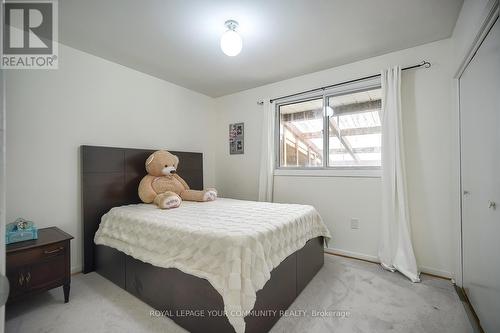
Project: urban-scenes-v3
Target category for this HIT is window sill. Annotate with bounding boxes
[273,168,381,178]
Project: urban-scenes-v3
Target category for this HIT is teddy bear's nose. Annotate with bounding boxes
[170,169,176,174]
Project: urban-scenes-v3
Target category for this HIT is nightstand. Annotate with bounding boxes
[6,227,74,303]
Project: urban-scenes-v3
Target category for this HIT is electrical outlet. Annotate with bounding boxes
[350,218,360,229]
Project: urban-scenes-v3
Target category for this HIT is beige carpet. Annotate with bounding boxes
[6,255,473,333]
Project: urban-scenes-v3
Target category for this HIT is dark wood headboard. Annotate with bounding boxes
[81,145,203,273]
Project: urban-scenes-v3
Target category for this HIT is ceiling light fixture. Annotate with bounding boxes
[220,20,242,57]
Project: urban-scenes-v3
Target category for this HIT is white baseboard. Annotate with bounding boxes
[324,247,453,279]
[325,247,379,263]
[418,266,453,279]
[71,265,82,275]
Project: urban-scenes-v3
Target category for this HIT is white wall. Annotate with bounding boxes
[215,39,457,277]
[5,44,216,273]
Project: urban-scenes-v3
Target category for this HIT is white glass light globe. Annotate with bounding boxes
[220,29,242,56]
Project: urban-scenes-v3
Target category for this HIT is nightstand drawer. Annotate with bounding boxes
[7,241,67,267]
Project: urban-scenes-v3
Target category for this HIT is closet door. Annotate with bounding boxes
[460,18,500,333]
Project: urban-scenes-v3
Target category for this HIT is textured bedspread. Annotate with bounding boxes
[94,198,331,333]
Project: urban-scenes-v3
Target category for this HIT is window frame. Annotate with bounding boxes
[274,77,382,177]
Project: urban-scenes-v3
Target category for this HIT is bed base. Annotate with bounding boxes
[95,236,324,333]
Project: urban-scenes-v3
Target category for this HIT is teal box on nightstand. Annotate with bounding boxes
[6,218,38,245]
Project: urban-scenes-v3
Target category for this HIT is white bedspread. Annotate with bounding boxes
[94,198,331,333]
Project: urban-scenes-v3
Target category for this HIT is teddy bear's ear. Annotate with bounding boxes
[145,153,155,167]
[174,155,179,168]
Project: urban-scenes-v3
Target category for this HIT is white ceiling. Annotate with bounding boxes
[60,0,463,97]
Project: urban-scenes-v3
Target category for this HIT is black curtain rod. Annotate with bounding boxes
[269,60,431,104]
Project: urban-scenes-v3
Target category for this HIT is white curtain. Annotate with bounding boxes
[258,100,275,202]
[379,66,420,283]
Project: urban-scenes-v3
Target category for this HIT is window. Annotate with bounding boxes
[327,88,382,167]
[276,80,382,173]
[278,98,324,168]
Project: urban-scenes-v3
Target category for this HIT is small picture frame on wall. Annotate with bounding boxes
[229,122,244,155]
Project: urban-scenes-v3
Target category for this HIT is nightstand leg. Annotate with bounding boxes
[63,283,70,303]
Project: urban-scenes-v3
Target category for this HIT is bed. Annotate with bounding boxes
[81,145,330,333]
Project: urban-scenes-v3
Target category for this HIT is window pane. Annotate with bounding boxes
[327,88,382,167]
[279,98,324,167]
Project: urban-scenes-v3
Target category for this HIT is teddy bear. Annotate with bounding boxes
[138,150,217,209]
